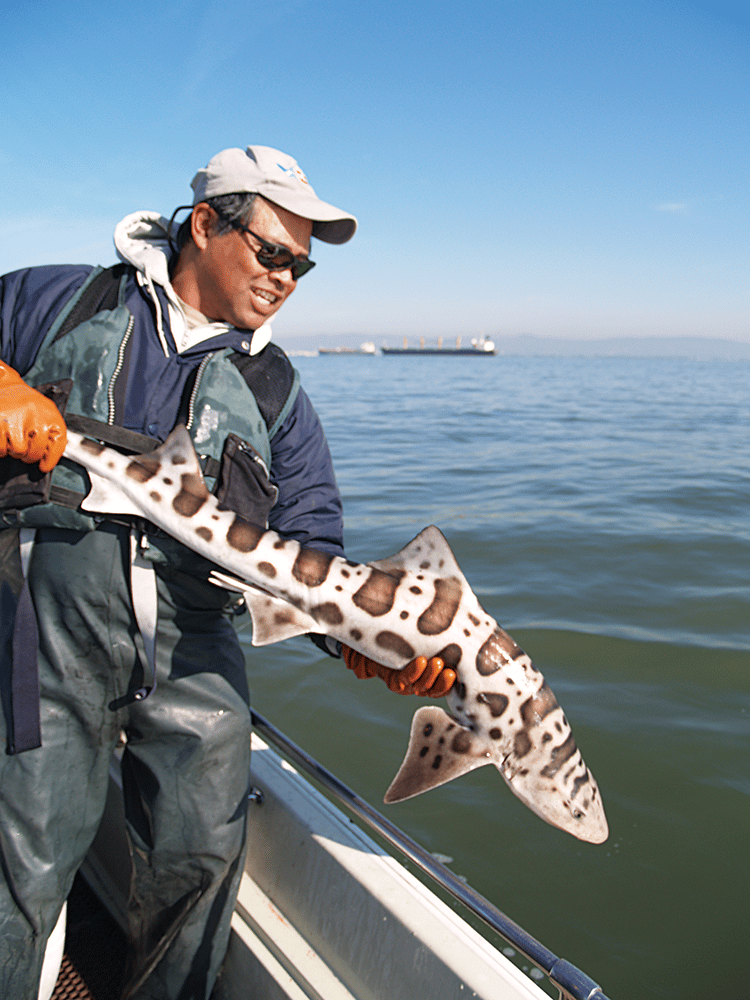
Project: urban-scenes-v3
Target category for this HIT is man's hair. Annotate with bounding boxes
[175,192,258,252]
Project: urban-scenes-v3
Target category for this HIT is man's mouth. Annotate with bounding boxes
[253,288,279,305]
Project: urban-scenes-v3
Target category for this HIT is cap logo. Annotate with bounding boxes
[277,161,309,185]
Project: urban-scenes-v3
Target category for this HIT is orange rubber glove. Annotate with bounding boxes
[0,361,67,473]
[341,645,456,698]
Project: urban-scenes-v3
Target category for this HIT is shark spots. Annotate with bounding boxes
[451,730,472,754]
[349,628,362,642]
[540,733,578,779]
[226,516,264,553]
[353,568,404,617]
[292,548,334,587]
[312,602,344,626]
[195,526,213,542]
[149,491,162,502]
[417,577,462,635]
[431,755,442,770]
[173,472,209,516]
[476,629,511,675]
[513,731,533,758]
[477,691,510,717]
[519,683,560,729]
[375,631,415,660]
[434,644,462,669]
[80,438,106,456]
[126,455,160,483]
[258,561,277,578]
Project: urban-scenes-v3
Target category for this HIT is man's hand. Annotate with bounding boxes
[341,645,456,698]
[0,362,67,473]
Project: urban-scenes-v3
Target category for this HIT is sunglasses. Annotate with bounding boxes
[213,206,316,280]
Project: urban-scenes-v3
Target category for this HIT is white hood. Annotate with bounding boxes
[112,211,272,356]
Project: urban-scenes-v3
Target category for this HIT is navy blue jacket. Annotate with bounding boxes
[0,264,344,557]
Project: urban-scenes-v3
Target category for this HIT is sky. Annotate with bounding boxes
[1,0,748,343]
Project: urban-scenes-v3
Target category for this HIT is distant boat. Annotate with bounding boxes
[318,342,377,355]
[381,336,496,356]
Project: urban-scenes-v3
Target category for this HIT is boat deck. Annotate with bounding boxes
[51,875,125,1000]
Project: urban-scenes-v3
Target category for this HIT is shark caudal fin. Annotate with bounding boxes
[80,425,206,517]
[384,706,491,803]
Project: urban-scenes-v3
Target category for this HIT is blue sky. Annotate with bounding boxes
[2,0,748,342]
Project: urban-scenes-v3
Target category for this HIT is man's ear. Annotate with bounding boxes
[190,203,215,250]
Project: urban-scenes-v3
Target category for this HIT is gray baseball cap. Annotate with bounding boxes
[190,145,357,244]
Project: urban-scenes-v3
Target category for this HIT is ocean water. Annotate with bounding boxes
[239,352,750,1000]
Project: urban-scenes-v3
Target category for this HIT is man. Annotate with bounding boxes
[0,146,454,1000]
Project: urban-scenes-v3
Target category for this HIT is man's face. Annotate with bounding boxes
[193,197,313,330]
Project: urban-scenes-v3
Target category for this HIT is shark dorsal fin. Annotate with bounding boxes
[369,525,466,583]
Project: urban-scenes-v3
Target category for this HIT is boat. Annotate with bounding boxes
[49,711,611,1000]
[318,342,377,355]
[381,336,497,355]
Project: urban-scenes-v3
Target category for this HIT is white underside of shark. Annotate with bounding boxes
[63,425,608,844]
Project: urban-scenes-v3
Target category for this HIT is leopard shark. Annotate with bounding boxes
[63,424,609,844]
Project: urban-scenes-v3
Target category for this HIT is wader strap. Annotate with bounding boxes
[130,528,158,701]
[8,528,41,754]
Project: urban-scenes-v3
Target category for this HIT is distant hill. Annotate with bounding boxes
[277,332,750,360]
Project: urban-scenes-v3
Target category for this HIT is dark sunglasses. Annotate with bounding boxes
[213,207,316,280]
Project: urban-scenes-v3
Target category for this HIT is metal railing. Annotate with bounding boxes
[251,709,612,1000]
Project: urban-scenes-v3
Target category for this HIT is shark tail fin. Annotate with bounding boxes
[384,705,491,803]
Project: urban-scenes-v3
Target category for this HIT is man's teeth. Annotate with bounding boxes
[255,289,278,303]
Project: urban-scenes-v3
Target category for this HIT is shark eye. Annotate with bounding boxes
[571,808,584,820]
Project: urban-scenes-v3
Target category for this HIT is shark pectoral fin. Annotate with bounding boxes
[384,705,491,804]
[80,472,145,517]
[244,590,320,646]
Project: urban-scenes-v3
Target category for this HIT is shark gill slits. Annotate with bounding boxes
[226,517,264,553]
[353,568,403,617]
[312,603,344,626]
[173,473,209,517]
[375,631,415,660]
[513,732,533,757]
[258,561,277,578]
[80,438,106,456]
[477,691,510,717]
[195,527,212,542]
[292,548,334,587]
[540,733,578,778]
[519,683,560,728]
[126,455,160,483]
[149,491,162,502]
[451,730,472,754]
[417,577,462,635]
